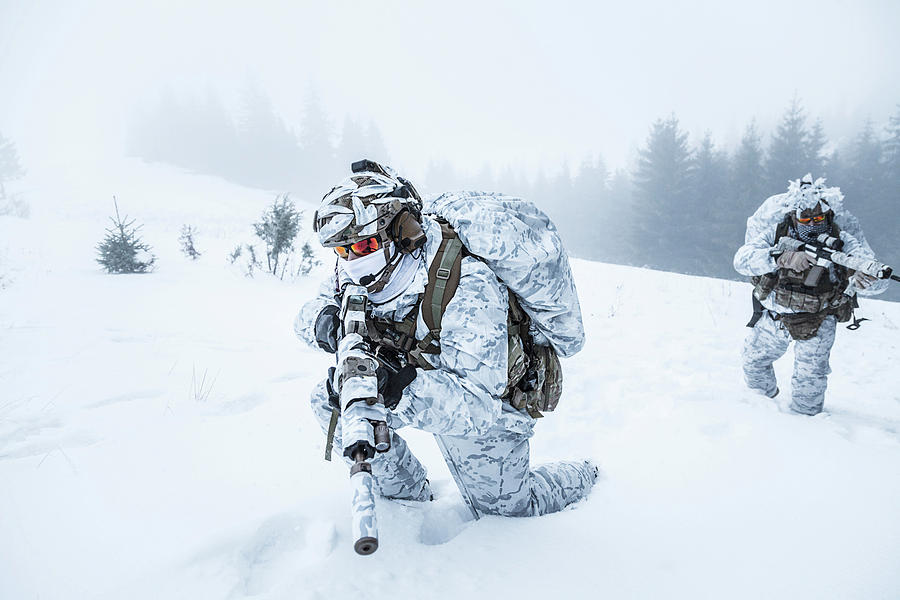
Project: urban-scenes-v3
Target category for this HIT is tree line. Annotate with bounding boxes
[126,84,389,195]
[126,92,900,301]
[481,98,900,302]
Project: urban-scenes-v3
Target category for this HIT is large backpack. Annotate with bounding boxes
[371,192,585,417]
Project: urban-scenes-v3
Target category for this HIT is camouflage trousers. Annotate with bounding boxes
[309,379,597,516]
[742,312,837,415]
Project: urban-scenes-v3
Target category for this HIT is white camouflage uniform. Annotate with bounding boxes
[296,214,597,516]
[733,177,887,415]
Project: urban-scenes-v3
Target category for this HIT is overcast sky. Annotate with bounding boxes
[2,0,899,180]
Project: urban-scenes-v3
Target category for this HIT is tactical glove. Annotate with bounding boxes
[314,304,341,353]
[376,364,417,410]
[776,250,813,273]
[325,366,340,410]
[853,271,877,290]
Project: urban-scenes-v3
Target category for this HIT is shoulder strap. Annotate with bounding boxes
[421,221,464,342]
[774,216,792,244]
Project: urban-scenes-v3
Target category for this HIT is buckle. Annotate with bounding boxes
[436,267,451,280]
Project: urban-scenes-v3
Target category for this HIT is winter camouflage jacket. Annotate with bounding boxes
[296,216,532,438]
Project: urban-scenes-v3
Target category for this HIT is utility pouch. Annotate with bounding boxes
[780,312,828,340]
[752,273,778,302]
[507,344,562,418]
[774,284,828,314]
[829,296,853,323]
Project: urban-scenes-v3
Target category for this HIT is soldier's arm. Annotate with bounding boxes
[733,217,778,277]
[294,272,341,348]
[390,258,507,436]
[839,231,890,296]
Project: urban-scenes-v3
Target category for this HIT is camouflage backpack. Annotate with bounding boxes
[367,193,584,417]
[368,218,562,418]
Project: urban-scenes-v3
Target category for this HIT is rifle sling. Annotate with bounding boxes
[324,407,339,461]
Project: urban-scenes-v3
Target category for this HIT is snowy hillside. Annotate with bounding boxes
[2,159,899,600]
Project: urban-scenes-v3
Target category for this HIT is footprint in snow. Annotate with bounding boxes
[232,513,336,597]
[418,502,474,546]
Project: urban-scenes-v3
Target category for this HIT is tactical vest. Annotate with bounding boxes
[748,216,853,339]
[364,220,562,418]
[772,217,849,312]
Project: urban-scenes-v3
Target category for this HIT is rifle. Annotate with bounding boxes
[772,234,900,287]
[335,285,390,555]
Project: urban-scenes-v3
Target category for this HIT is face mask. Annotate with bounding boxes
[339,246,388,285]
[796,220,830,243]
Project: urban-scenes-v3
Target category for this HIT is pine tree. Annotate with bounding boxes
[688,132,732,276]
[876,107,900,295]
[845,119,883,219]
[296,241,321,277]
[0,131,25,201]
[297,89,337,194]
[766,97,811,194]
[632,114,692,270]
[337,117,368,170]
[179,225,202,260]
[363,121,389,165]
[634,115,692,207]
[731,120,766,214]
[883,105,900,194]
[806,118,828,178]
[96,199,157,274]
[253,194,301,279]
[237,80,301,189]
[605,169,635,265]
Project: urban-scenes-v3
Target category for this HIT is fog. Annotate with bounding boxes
[2,1,900,300]
[3,0,899,177]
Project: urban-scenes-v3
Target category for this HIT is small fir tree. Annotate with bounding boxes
[296,241,320,276]
[179,224,202,260]
[96,198,157,273]
[243,243,262,277]
[253,193,301,279]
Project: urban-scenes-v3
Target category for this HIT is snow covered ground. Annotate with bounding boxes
[2,159,899,599]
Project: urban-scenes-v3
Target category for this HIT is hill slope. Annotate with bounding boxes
[2,159,899,599]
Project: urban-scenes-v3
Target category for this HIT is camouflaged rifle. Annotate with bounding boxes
[335,284,391,555]
[772,234,900,287]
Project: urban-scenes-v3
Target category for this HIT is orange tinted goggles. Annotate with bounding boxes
[797,215,827,224]
[335,236,381,259]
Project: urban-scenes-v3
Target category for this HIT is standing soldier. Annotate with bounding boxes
[734,175,888,415]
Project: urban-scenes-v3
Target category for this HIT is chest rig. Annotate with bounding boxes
[748,216,853,339]
[770,217,849,314]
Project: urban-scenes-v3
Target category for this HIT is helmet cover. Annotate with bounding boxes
[313,161,421,248]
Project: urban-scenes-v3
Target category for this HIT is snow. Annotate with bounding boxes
[2,159,899,599]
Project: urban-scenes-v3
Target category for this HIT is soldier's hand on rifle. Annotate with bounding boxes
[314,305,341,353]
[776,250,814,273]
[853,271,878,290]
[336,334,386,459]
[376,364,417,410]
[325,366,340,410]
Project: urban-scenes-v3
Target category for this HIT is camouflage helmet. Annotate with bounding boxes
[787,173,833,218]
[313,159,423,249]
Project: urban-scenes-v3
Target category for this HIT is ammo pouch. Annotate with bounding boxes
[831,297,853,323]
[773,282,829,314]
[505,343,562,418]
[501,295,562,418]
[751,273,778,302]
